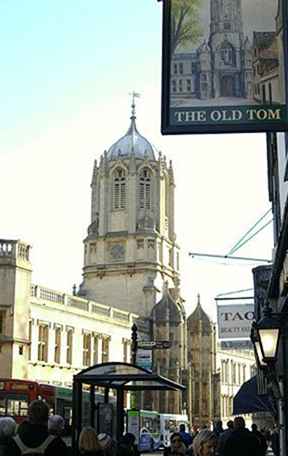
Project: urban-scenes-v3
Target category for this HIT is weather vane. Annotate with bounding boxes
[129,91,141,118]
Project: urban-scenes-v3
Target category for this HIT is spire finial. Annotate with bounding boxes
[197,293,201,305]
[129,91,141,119]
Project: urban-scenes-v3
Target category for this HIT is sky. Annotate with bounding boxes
[0,0,273,321]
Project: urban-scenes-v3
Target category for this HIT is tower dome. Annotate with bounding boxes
[107,98,157,161]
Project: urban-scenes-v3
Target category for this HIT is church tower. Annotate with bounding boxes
[79,98,180,318]
[209,0,248,98]
[187,294,217,427]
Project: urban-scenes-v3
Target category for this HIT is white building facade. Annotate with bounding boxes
[217,345,256,427]
[0,238,141,386]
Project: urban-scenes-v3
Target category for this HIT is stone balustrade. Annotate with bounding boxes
[30,283,139,326]
[0,239,30,261]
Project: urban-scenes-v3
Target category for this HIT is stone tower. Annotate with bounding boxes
[187,294,216,427]
[209,0,250,97]
[151,283,186,414]
[0,240,32,378]
[79,101,180,318]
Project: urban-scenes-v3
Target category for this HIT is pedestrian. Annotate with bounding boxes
[117,433,139,456]
[191,424,199,440]
[163,432,186,456]
[213,421,223,438]
[6,399,68,456]
[179,423,193,448]
[98,432,116,456]
[216,420,233,456]
[48,415,65,437]
[48,414,72,455]
[251,423,267,456]
[192,430,217,456]
[222,416,261,456]
[0,417,16,456]
[271,426,280,456]
[79,427,104,456]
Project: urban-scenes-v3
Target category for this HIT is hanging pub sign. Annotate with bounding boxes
[160,0,288,134]
[217,303,255,340]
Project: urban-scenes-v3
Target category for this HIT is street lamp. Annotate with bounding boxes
[255,305,281,365]
[251,322,267,368]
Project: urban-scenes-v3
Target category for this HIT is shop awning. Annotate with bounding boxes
[233,375,275,415]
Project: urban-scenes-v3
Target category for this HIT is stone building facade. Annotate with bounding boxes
[0,239,143,386]
[0,106,223,422]
[78,104,180,319]
[187,295,220,426]
[217,344,256,428]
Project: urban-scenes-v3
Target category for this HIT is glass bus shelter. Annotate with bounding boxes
[72,361,185,454]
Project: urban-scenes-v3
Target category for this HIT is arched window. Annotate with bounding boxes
[139,168,151,210]
[113,168,126,209]
[220,41,235,66]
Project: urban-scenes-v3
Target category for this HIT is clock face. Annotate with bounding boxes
[110,243,125,260]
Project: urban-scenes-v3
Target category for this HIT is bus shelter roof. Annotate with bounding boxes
[74,361,185,391]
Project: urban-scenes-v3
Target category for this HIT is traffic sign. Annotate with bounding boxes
[137,340,171,350]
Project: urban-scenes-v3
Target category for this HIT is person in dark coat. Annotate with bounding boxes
[163,432,186,456]
[6,399,68,456]
[271,426,280,456]
[222,416,261,456]
[213,421,224,438]
[179,424,193,448]
[216,420,233,456]
[117,433,139,456]
[0,417,16,456]
[251,423,267,456]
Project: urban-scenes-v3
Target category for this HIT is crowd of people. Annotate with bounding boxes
[0,400,280,456]
[163,419,278,456]
[0,399,141,456]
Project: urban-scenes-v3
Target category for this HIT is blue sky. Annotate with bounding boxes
[0,1,161,150]
[0,1,273,319]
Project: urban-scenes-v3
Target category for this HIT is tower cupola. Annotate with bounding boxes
[107,96,156,161]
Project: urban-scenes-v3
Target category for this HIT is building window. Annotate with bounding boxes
[54,327,61,364]
[243,365,246,381]
[102,337,110,363]
[232,363,236,384]
[113,168,126,210]
[186,79,191,92]
[268,83,273,103]
[191,62,197,73]
[220,42,235,65]
[169,248,173,267]
[172,80,177,93]
[224,22,231,31]
[179,63,183,74]
[83,333,91,367]
[66,329,73,364]
[28,320,32,360]
[194,383,199,415]
[38,324,48,362]
[179,79,183,92]
[0,311,5,335]
[93,335,99,364]
[139,168,151,210]
[173,63,178,74]
[123,339,129,363]
[238,363,241,385]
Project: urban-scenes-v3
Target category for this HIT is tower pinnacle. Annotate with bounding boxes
[129,91,141,119]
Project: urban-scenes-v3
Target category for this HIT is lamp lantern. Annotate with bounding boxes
[251,322,266,369]
[256,307,280,364]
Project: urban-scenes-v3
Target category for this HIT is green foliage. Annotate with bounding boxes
[171,0,203,55]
